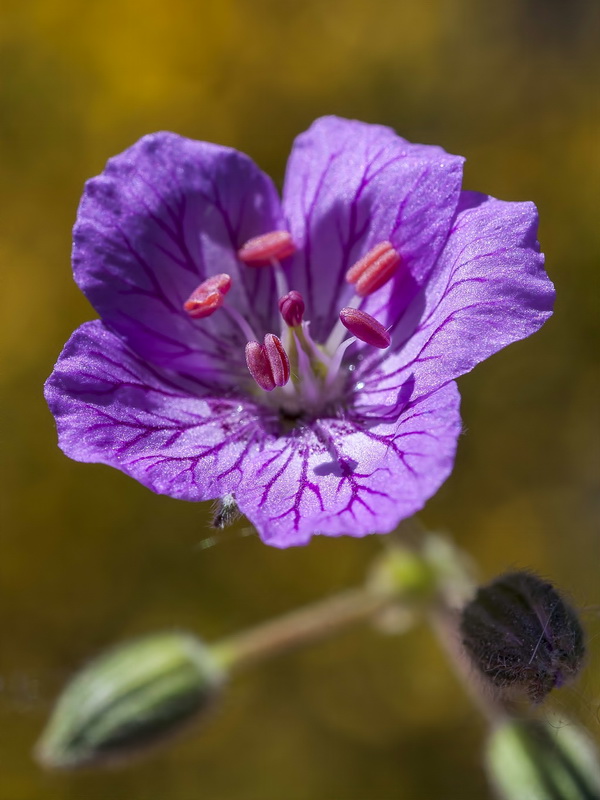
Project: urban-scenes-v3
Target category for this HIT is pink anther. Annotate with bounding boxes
[345,241,401,297]
[184,274,232,319]
[338,307,391,349]
[245,334,290,391]
[278,290,305,327]
[238,231,296,265]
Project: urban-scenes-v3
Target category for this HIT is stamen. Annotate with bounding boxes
[238,231,296,265]
[271,258,289,302]
[223,305,258,343]
[245,334,290,391]
[264,333,290,386]
[338,307,391,349]
[278,290,305,327]
[346,241,401,297]
[183,273,232,319]
[325,336,356,389]
[323,295,361,354]
[291,330,321,403]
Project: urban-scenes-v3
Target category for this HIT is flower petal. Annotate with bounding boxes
[73,133,284,384]
[360,192,555,401]
[282,116,464,341]
[235,382,461,547]
[44,321,270,501]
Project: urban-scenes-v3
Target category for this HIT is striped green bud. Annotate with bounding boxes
[36,631,225,769]
[486,718,600,800]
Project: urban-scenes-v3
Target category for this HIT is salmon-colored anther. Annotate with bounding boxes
[346,241,401,297]
[339,307,391,349]
[238,231,296,265]
[245,334,290,391]
[184,273,232,319]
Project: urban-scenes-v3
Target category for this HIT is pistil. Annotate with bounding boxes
[185,241,397,415]
[278,291,305,328]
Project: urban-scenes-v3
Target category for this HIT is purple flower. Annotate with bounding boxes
[45,117,554,547]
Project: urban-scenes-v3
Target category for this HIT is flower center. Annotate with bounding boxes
[184,233,401,420]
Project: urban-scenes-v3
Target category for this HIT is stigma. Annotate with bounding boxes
[279,290,305,327]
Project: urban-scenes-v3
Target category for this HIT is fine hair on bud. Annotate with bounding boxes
[460,570,585,704]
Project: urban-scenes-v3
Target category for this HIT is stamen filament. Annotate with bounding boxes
[324,295,361,354]
[325,337,356,389]
[270,259,290,308]
[292,330,321,403]
[223,306,258,343]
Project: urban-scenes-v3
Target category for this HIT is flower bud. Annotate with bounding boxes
[35,631,225,769]
[486,718,600,800]
[460,570,585,703]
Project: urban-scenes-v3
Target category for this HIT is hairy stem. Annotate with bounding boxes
[213,586,394,672]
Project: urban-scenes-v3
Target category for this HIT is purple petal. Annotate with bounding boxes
[44,321,269,501]
[359,192,555,401]
[73,132,284,384]
[282,116,464,341]
[234,382,461,547]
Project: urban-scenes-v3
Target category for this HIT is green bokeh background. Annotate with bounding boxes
[1,1,599,798]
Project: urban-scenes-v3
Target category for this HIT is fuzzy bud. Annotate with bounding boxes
[460,571,585,704]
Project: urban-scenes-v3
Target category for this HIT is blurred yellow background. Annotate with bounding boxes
[1,0,599,798]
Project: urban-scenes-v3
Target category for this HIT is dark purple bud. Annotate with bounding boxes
[245,334,290,391]
[339,307,391,349]
[460,571,585,704]
[278,290,305,327]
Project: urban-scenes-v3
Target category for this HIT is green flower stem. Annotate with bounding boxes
[212,532,505,725]
[212,586,396,673]
[420,533,508,723]
[430,603,507,724]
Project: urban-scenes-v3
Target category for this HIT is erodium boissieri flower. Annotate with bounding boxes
[45,117,554,547]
